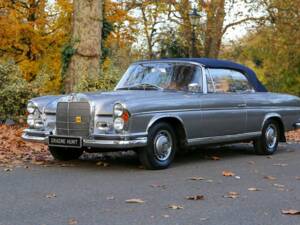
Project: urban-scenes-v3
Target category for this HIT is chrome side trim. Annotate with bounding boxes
[132,106,300,117]
[187,132,261,146]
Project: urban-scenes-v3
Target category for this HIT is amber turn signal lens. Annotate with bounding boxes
[121,111,130,122]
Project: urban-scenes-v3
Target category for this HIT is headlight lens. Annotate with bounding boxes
[26,105,43,128]
[27,114,35,127]
[113,103,124,117]
[113,117,125,131]
[27,102,37,114]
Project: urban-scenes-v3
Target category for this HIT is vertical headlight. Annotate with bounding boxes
[27,102,37,114]
[113,103,130,132]
[27,114,35,127]
[113,117,125,131]
[26,102,43,129]
[113,103,124,117]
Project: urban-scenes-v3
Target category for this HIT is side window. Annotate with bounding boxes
[230,70,253,92]
[208,69,232,93]
[170,64,202,92]
[207,69,253,93]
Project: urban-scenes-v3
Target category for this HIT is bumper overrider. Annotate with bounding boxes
[22,129,148,149]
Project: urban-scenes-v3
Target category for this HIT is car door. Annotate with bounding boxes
[170,63,204,140]
[198,68,247,138]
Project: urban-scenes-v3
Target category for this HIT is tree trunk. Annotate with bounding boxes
[64,0,103,93]
[204,0,225,58]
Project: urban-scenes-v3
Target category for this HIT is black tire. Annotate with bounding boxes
[49,147,83,161]
[138,122,177,170]
[254,120,280,155]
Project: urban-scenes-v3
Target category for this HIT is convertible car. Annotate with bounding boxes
[22,58,300,169]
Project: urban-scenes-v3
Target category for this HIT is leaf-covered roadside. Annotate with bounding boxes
[0,125,50,167]
[286,130,300,142]
[0,125,300,167]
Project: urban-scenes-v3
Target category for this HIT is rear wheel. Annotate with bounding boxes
[49,147,83,161]
[254,120,279,155]
[138,122,177,170]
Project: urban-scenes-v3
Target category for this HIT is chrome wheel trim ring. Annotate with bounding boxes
[153,130,173,161]
[265,124,278,149]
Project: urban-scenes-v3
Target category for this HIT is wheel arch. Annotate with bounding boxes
[262,113,286,142]
[146,115,188,148]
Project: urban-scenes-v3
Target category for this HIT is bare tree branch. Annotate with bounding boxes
[222,16,265,34]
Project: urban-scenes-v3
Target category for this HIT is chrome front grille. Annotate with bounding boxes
[56,102,91,137]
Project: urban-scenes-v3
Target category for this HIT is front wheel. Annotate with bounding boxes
[138,122,177,170]
[253,120,280,155]
[49,147,83,161]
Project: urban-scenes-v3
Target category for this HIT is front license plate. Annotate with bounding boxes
[48,136,82,148]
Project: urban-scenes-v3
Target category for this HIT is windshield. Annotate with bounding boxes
[115,63,202,92]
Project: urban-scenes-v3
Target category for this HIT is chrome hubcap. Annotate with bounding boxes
[265,124,277,149]
[154,130,172,161]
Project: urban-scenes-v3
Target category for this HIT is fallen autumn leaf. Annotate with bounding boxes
[272,163,288,167]
[150,184,167,189]
[224,192,239,199]
[106,196,115,200]
[168,204,184,210]
[186,195,204,200]
[222,170,235,177]
[273,183,285,188]
[125,198,145,204]
[211,156,220,160]
[281,209,300,215]
[46,193,57,199]
[68,218,78,225]
[248,187,261,191]
[264,175,277,180]
[96,161,110,167]
[188,176,205,181]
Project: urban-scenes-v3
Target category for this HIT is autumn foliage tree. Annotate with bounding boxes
[0,0,299,99]
[225,0,300,95]
[0,0,72,93]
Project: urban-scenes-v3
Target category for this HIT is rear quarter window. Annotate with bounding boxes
[207,69,254,93]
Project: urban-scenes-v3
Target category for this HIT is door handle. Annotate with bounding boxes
[237,103,247,108]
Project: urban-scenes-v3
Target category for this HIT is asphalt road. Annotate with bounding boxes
[1,143,300,225]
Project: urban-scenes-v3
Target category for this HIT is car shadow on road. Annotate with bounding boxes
[51,143,290,170]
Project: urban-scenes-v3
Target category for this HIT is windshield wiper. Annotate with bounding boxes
[117,83,163,90]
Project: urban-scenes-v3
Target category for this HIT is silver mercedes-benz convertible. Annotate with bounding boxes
[22,58,300,169]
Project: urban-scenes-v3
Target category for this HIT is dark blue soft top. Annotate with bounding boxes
[142,58,267,92]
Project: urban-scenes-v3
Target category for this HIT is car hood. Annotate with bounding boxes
[32,90,198,115]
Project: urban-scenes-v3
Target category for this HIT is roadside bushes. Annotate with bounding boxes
[72,61,122,92]
[0,62,35,121]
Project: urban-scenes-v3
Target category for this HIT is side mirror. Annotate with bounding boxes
[188,83,200,93]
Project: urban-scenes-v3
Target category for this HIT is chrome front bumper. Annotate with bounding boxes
[22,129,148,149]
